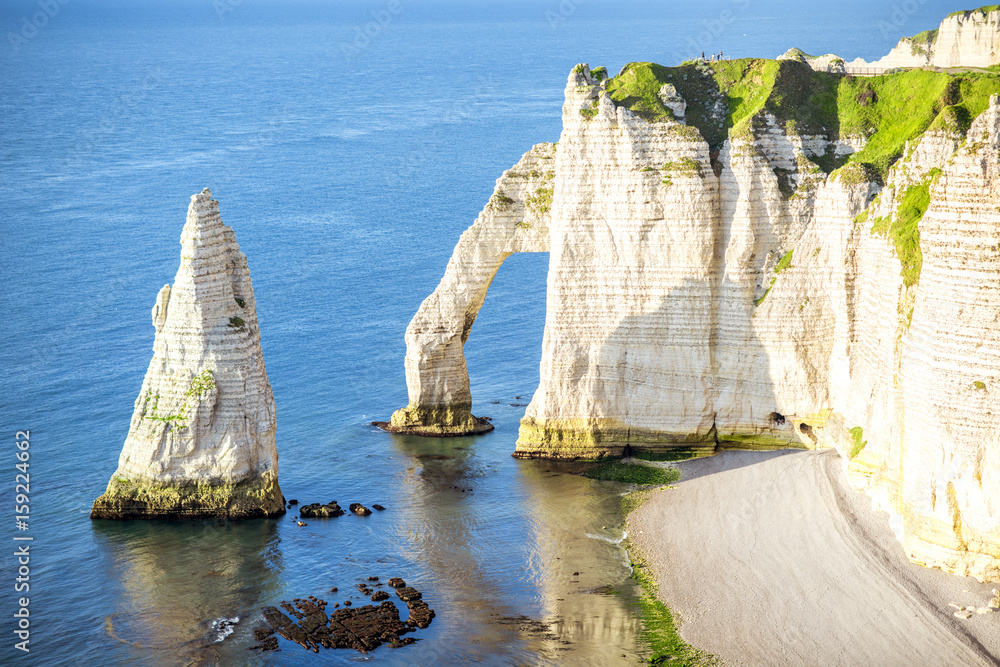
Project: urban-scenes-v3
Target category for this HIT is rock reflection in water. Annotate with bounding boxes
[91,519,282,666]
[389,433,644,664]
[389,432,539,663]
[516,461,644,662]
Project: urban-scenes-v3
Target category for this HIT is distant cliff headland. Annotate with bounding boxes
[386,7,1000,581]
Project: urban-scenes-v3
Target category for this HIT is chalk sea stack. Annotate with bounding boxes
[91,189,284,519]
[389,11,1000,581]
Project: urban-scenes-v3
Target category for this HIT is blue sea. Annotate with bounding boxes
[0,0,960,664]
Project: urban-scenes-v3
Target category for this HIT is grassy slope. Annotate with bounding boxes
[605,59,1000,180]
[948,5,1000,18]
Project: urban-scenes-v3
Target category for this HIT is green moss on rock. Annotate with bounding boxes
[716,432,804,450]
[870,169,940,287]
[514,417,717,460]
[603,60,1000,180]
[526,186,554,214]
[848,426,867,459]
[774,249,794,274]
[91,470,285,520]
[383,404,494,437]
[582,461,680,485]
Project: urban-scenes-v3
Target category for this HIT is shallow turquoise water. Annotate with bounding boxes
[0,1,955,663]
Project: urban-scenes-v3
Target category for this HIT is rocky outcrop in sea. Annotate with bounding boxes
[91,189,284,519]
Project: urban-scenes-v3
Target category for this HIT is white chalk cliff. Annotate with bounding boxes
[392,47,1000,583]
[92,189,284,519]
[783,5,1000,72]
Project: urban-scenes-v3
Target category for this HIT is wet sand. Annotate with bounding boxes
[628,449,1000,666]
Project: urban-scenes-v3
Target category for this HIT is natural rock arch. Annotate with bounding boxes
[380,143,555,436]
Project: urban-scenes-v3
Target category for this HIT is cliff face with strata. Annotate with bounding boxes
[92,189,284,519]
[393,54,1000,581]
[786,5,1000,72]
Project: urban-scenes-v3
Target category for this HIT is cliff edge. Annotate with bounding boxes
[91,189,284,519]
[783,5,1000,72]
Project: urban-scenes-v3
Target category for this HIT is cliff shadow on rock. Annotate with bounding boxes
[513,277,813,461]
[92,189,285,520]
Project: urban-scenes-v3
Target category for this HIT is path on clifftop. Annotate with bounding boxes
[629,450,1000,666]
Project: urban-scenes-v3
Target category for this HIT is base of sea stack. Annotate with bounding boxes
[513,418,810,460]
[513,418,718,460]
[372,417,494,437]
[378,404,495,437]
[90,472,286,520]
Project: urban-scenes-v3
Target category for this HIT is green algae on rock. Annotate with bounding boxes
[90,471,285,520]
[378,404,495,436]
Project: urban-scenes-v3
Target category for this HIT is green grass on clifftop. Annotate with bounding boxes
[604,60,1000,180]
[948,5,1000,18]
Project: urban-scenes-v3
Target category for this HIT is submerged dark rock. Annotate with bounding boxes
[255,579,435,655]
[395,587,422,602]
[249,635,280,652]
